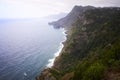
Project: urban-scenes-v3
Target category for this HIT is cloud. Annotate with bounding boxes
[0,0,120,18]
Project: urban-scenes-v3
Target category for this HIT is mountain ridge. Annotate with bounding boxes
[49,6,95,29]
[36,6,120,80]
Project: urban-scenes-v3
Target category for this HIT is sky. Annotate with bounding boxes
[0,0,120,19]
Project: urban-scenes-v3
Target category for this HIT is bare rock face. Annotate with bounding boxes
[36,69,56,80]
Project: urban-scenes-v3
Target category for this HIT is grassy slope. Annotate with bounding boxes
[37,8,120,80]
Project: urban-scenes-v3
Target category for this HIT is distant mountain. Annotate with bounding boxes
[45,13,67,20]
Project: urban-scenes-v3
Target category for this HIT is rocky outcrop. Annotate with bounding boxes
[36,68,56,80]
[49,6,95,29]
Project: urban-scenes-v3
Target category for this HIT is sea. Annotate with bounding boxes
[0,18,66,80]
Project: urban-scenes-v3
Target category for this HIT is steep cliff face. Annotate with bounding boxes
[36,6,120,80]
[49,6,95,29]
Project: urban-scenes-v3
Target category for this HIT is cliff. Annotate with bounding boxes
[36,6,120,80]
[49,6,95,29]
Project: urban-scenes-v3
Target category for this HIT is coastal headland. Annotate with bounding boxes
[36,6,120,80]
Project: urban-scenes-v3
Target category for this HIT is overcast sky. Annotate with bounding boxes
[0,0,120,19]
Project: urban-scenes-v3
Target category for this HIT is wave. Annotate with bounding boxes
[46,28,67,68]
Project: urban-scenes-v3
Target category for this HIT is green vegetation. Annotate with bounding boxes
[37,7,120,80]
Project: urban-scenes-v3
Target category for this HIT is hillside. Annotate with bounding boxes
[36,6,120,80]
[49,6,95,29]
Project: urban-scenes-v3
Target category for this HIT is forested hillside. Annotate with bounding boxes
[36,6,120,80]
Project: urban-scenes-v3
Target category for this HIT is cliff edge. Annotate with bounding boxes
[36,6,120,80]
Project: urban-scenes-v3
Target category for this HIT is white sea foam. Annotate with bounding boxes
[24,72,27,76]
[46,28,67,68]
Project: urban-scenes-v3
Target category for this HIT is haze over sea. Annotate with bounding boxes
[0,18,65,80]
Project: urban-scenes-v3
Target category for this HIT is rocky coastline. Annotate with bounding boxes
[36,6,120,80]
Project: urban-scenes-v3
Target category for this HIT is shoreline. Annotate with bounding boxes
[46,28,67,68]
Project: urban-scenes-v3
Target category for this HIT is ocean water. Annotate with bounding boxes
[0,18,65,80]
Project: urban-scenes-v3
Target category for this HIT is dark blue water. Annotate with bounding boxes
[0,18,65,80]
